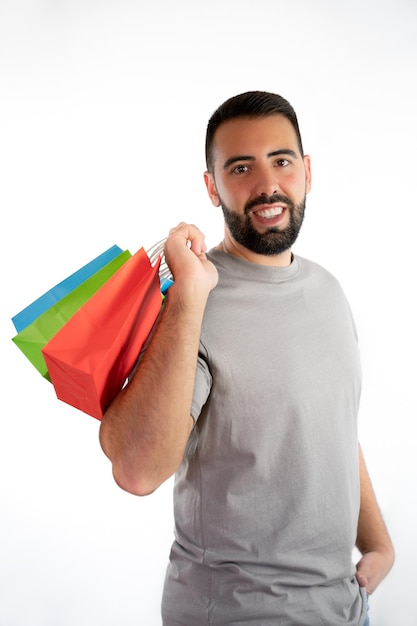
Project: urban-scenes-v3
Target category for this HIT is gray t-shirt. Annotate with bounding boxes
[162,249,368,625]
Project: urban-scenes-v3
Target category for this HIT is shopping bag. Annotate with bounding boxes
[12,249,131,380]
[42,247,163,420]
[12,245,124,332]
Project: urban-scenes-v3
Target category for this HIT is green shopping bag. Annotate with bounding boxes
[12,244,124,332]
[12,249,131,380]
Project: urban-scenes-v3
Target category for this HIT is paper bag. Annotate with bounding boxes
[12,250,131,380]
[12,245,124,332]
[42,247,163,419]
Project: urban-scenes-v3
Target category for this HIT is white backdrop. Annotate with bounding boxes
[1,1,416,625]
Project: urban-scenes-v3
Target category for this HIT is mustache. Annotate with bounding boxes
[244,194,294,215]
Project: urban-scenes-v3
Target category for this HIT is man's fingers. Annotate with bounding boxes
[355,571,368,588]
[166,223,207,257]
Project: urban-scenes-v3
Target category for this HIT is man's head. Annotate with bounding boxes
[205,91,304,175]
[204,91,311,262]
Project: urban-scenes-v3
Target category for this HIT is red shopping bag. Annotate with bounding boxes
[42,247,163,420]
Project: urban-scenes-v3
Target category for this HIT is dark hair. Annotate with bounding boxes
[205,90,304,173]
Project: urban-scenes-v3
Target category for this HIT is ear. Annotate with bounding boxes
[204,171,221,207]
[303,155,312,194]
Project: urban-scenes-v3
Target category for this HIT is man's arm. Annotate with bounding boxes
[355,444,395,593]
[99,223,218,496]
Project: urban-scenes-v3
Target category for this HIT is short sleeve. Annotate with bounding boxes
[191,354,212,422]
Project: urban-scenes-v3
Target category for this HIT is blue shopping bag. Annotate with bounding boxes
[12,244,123,332]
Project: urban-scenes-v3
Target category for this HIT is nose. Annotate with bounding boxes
[253,166,281,197]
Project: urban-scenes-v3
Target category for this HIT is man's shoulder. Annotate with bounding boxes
[296,254,342,285]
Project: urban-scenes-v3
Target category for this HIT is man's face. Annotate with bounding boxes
[204,115,312,257]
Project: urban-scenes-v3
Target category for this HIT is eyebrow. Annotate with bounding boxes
[223,149,298,170]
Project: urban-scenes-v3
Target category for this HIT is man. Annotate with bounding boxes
[99,91,394,625]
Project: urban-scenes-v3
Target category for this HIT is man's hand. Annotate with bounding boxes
[356,547,395,594]
[164,222,218,295]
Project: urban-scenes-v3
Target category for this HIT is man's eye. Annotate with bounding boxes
[231,164,249,174]
[276,158,290,167]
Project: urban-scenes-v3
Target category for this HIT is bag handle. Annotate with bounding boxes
[147,238,173,294]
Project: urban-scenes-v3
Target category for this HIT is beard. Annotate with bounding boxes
[220,193,306,256]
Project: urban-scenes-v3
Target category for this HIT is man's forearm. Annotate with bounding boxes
[99,284,207,496]
[356,445,393,553]
[355,445,395,593]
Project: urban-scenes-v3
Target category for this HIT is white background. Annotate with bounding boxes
[1,1,416,624]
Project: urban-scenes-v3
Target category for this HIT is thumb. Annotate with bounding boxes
[356,570,369,588]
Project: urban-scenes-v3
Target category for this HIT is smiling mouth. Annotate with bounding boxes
[253,206,284,218]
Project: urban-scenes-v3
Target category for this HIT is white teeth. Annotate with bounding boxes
[256,206,284,218]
